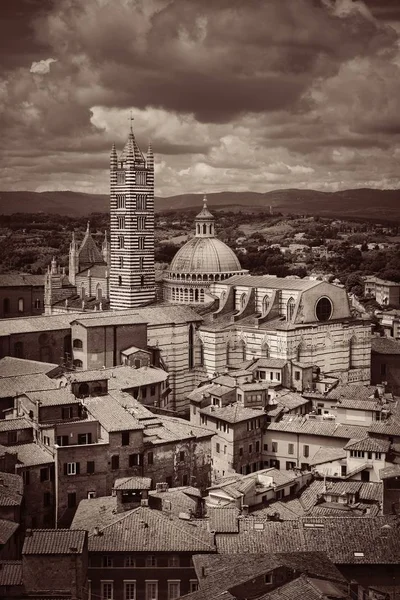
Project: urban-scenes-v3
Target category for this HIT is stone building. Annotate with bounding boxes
[0,274,44,319]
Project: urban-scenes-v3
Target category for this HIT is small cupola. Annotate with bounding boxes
[195,195,215,238]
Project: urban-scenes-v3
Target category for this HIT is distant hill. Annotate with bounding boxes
[0,188,399,220]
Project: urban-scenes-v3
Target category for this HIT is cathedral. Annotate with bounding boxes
[42,122,372,400]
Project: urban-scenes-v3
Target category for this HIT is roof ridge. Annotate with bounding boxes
[88,507,139,535]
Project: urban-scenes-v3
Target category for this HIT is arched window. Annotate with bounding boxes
[119,256,124,269]
[18,298,24,313]
[209,224,213,234]
[200,288,205,302]
[14,341,24,358]
[262,342,270,358]
[203,224,206,234]
[188,324,195,369]
[73,359,83,369]
[140,275,145,287]
[262,295,270,315]
[118,275,122,286]
[240,340,246,361]
[287,297,295,321]
[96,285,102,300]
[3,298,10,314]
[78,383,89,397]
[220,291,226,305]
[81,286,86,298]
[226,342,230,365]
[240,293,247,310]
[195,289,199,302]
[64,334,71,360]
[139,257,144,270]
[73,339,83,349]
[197,224,200,234]
[199,342,204,366]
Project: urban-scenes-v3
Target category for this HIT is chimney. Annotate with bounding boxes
[25,529,32,537]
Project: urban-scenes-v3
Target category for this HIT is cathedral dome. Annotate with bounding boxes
[170,237,242,274]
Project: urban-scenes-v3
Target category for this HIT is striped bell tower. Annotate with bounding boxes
[109,122,155,309]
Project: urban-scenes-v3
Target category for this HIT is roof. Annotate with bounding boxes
[324,384,380,402]
[0,313,84,337]
[266,416,366,439]
[207,507,239,533]
[149,486,200,515]
[371,336,400,355]
[22,529,87,555]
[76,264,108,278]
[15,443,54,467]
[88,506,216,553]
[276,391,310,411]
[24,388,82,407]
[222,274,321,291]
[0,561,22,586]
[336,397,384,411]
[200,403,265,424]
[71,496,121,533]
[0,274,44,287]
[169,237,243,274]
[0,472,23,507]
[309,446,347,466]
[77,226,104,267]
[258,576,350,600]
[368,417,400,437]
[380,464,400,479]
[0,519,18,544]
[344,437,391,453]
[216,517,400,563]
[84,395,143,432]
[250,498,306,521]
[0,372,58,399]
[113,477,152,491]
[143,415,214,445]
[73,314,148,328]
[0,418,32,432]
[250,358,288,369]
[0,357,57,377]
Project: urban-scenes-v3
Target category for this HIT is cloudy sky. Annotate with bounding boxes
[1,0,400,196]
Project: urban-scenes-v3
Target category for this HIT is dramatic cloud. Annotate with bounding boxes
[0,0,399,194]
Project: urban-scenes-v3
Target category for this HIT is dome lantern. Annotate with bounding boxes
[195,195,215,238]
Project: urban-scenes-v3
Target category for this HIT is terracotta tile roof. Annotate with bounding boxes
[380,464,400,479]
[0,561,22,586]
[88,506,216,553]
[84,395,143,432]
[0,373,58,399]
[250,358,288,369]
[258,576,350,600]
[276,391,309,411]
[216,517,400,563]
[267,416,366,439]
[0,472,23,507]
[372,337,400,354]
[73,314,148,328]
[309,446,347,466]
[207,507,239,533]
[25,388,82,407]
[359,482,382,502]
[201,403,265,424]
[0,519,18,544]
[309,503,380,518]
[15,443,54,467]
[22,529,87,555]
[0,313,84,336]
[149,487,199,514]
[250,498,306,520]
[0,357,57,377]
[326,384,378,401]
[336,397,384,411]
[344,437,390,453]
[113,477,152,490]
[70,496,120,533]
[0,418,32,432]
[188,383,233,403]
[223,275,321,291]
[143,415,214,444]
[368,417,400,436]
[0,274,44,287]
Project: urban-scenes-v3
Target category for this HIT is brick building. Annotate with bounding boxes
[0,275,44,320]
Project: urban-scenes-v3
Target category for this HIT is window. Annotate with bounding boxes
[239,447,243,457]
[145,581,158,600]
[124,581,136,600]
[137,194,147,210]
[14,342,24,358]
[73,338,83,349]
[117,171,125,184]
[87,461,95,474]
[78,433,92,445]
[117,216,126,229]
[295,371,301,381]
[179,451,185,462]
[40,467,49,482]
[276,372,281,381]
[147,452,153,465]
[43,492,51,507]
[255,440,260,453]
[142,387,147,399]
[125,556,136,567]
[88,491,96,499]
[190,580,199,593]
[168,555,179,567]
[118,235,125,249]
[315,297,333,322]
[64,462,80,476]
[119,275,123,286]
[111,455,119,470]
[67,492,76,508]
[150,385,155,395]
[138,216,146,230]
[7,431,17,444]
[3,298,10,314]
[145,555,157,567]
[249,444,253,454]
[18,298,24,313]
[287,297,295,321]
[272,442,278,452]
[129,454,141,467]
[376,452,382,460]
[216,443,220,453]
[73,359,83,369]
[102,556,113,568]
[119,256,124,269]
[265,573,273,584]
[264,443,268,451]
[303,445,309,458]
[56,435,69,446]
[122,431,130,446]
[137,171,147,185]
[168,581,180,600]
[116,194,126,209]
[43,435,51,446]
[224,445,227,454]
[101,581,114,600]
[22,471,30,485]
[62,406,73,420]
[138,237,145,249]
[286,461,296,470]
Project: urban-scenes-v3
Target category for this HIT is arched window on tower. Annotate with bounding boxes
[140,275,145,287]
[96,284,102,300]
[261,342,270,358]
[139,257,144,270]
[188,324,195,369]
[203,224,206,234]
[118,276,122,286]
[287,297,295,321]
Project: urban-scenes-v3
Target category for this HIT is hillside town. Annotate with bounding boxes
[0,123,399,600]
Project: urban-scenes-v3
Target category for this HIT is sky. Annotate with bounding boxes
[0,0,400,196]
